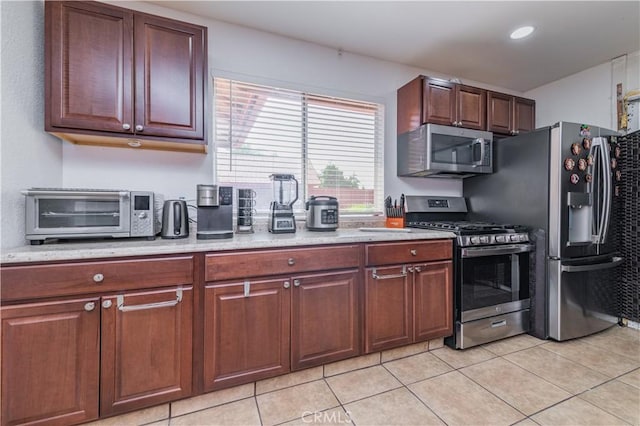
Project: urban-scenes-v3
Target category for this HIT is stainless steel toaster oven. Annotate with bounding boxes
[23,188,159,244]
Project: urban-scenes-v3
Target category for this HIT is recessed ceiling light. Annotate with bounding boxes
[510,26,535,40]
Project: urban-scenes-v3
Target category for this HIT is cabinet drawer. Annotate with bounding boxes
[206,245,360,281]
[365,240,452,266]
[1,256,194,302]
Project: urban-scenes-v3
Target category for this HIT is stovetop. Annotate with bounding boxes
[406,220,527,235]
[407,220,530,247]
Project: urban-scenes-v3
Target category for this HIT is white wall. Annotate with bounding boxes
[1,1,63,249]
[525,50,640,131]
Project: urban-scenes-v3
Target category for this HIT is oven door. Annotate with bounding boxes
[459,243,533,322]
[24,190,131,239]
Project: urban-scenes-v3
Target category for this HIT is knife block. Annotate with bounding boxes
[385,217,405,228]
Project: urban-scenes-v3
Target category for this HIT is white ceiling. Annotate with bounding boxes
[150,1,640,92]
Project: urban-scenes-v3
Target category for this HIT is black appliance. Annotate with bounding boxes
[464,122,623,341]
[405,196,533,349]
[196,184,233,239]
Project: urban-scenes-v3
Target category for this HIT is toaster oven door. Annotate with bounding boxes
[25,190,131,238]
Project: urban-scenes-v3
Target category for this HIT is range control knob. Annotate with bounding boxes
[495,235,507,243]
[519,234,528,242]
[470,236,480,245]
[510,235,519,242]
[480,236,490,244]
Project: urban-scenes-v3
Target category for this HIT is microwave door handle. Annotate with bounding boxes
[174,203,182,235]
[473,139,486,166]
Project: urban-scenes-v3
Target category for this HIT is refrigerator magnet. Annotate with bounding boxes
[570,173,580,184]
[564,158,575,171]
[571,143,581,155]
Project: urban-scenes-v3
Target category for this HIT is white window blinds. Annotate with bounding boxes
[214,78,384,215]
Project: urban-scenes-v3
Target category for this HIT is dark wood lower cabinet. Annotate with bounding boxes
[203,279,291,391]
[364,266,413,353]
[414,261,453,342]
[365,261,453,353]
[291,271,360,370]
[1,298,100,426]
[100,287,193,416]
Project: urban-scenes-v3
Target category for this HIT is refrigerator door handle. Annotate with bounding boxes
[595,137,612,245]
[561,256,623,273]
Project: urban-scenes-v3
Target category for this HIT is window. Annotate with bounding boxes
[214,78,384,215]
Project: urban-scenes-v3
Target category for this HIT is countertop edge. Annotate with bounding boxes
[1,229,456,265]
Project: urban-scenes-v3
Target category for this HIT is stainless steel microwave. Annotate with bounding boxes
[397,124,493,178]
[23,188,160,244]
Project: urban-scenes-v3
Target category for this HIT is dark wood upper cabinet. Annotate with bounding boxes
[487,91,536,136]
[45,1,207,153]
[397,76,485,134]
[398,76,534,136]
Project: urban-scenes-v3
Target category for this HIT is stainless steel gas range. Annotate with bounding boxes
[406,196,534,349]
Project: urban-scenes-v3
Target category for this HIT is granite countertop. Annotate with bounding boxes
[1,228,455,264]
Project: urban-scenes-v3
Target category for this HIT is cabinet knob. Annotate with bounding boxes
[122,123,131,130]
[294,279,301,287]
[283,281,290,289]
[287,258,295,266]
[415,266,422,272]
[410,249,417,256]
[102,300,112,309]
[135,125,144,132]
[407,266,414,273]
[84,302,96,312]
[93,273,104,283]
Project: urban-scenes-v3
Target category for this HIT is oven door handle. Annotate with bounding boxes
[461,244,535,258]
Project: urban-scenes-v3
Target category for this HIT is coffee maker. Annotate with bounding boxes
[268,174,298,233]
[196,184,233,239]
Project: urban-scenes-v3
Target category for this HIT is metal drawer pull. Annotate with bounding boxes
[491,320,507,328]
[93,273,104,283]
[117,288,183,312]
[244,280,251,297]
[372,266,407,280]
[287,258,295,266]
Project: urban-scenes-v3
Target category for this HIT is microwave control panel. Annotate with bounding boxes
[130,192,155,237]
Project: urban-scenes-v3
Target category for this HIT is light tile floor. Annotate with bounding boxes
[89,326,640,426]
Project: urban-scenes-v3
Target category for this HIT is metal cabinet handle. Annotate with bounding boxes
[407,266,414,273]
[283,281,290,289]
[102,300,112,309]
[293,279,301,287]
[372,266,407,280]
[84,302,96,311]
[122,123,131,130]
[135,125,144,132]
[288,258,295,266]
[410,249,417,256]
[414,266,422,272]
[93,273,104,283]
[117,288,183,312]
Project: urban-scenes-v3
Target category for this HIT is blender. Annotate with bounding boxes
[268,174,298,233]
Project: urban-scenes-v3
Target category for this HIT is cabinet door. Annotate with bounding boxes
[100,287,193,416]
[397,76,424,134]
[414,261,453,342]
[46,1,133,133]
[364,266,412,353]
[457,85,486,130]
[134,14,205,139]
[1,298,100,426]
[204,279,290,391]
[487,91,513,134]
[423,79,456,126]
[291,271,360,370]
[514,97,536,134]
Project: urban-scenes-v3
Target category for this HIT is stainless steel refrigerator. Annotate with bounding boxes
[464,121,623,341]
